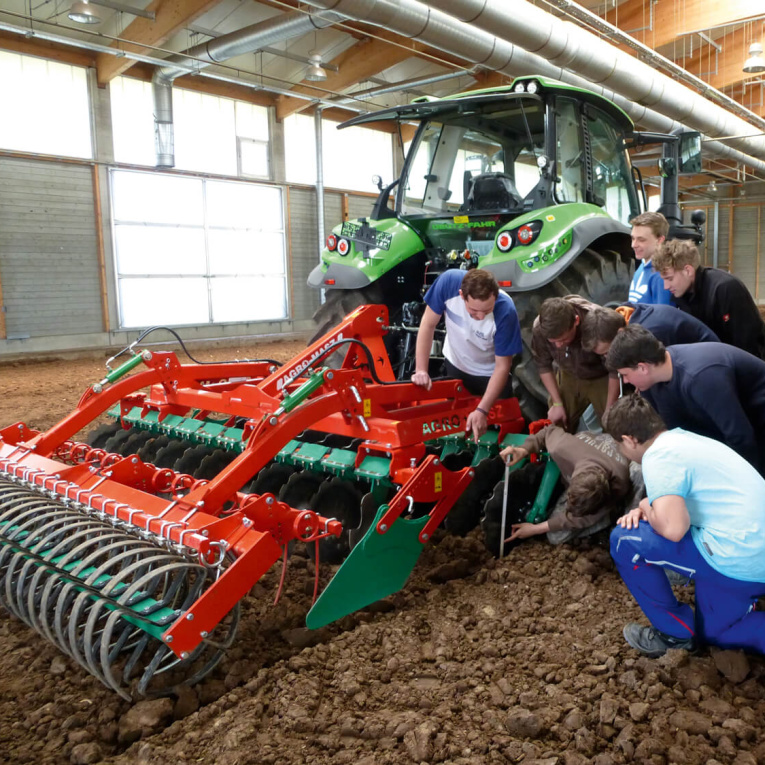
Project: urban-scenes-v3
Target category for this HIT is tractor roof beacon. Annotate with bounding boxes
[308,75,705,418]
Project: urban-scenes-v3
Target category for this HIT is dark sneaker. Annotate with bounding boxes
[623,623,695,658]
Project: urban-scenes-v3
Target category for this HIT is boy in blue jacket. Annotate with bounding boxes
[629,212,673,305]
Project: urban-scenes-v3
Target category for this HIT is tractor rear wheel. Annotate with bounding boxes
[510,249,633,421]
[310,285,386,346]
[310,285,407,375]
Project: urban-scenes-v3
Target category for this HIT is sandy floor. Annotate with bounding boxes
[0,338,764,765]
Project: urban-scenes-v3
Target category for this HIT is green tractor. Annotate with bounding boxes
[308,75,704,417]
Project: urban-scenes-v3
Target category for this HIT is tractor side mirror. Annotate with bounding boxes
[678,132,702,175]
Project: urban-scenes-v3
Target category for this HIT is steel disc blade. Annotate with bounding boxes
[308,478,363,564]
[444,456,505,536]
[480,461,547,557]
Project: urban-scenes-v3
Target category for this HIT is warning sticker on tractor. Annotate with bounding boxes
[434,472,442,492]
[546,214,555,221]
[453,215,469,224]
[363,399,371,417]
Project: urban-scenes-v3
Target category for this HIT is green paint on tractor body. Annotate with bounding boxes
[308,74,645,297]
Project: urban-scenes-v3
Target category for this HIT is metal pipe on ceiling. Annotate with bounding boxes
[153,8,348,167]
[186,24,341,72]
[332,68,474,105]
[0,18,355,109]
[539,0,755,127]
[428,0,765,155]
[298,0,765,174]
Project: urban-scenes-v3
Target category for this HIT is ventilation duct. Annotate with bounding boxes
[426,0,765,158]
[152,8,346,167]
[300,0,765,174]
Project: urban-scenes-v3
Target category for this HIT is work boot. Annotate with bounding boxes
[623,623,695,658]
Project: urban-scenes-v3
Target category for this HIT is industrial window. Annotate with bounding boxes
[110,78,269,176]
[284,113,394,192]
[111,169,287,329]
[0,52,92,158]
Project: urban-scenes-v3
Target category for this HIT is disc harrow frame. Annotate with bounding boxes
[0,304,526,697]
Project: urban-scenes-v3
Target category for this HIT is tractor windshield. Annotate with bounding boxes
[399,97,545,216]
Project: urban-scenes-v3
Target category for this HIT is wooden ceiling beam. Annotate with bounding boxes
[464,71,510,91]
[95,0,223,86]
[275,37,413,121]
[604,0,763,51]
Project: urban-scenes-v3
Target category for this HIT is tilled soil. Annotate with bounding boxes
[1,339,764,765]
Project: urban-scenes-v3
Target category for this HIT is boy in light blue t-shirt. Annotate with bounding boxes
[603,395,765,658]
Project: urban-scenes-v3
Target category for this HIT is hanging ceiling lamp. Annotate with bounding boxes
[744,43,765,73]
[306,52,328,82]
[68,0,103,24]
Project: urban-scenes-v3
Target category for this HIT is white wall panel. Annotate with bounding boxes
[0,158,101,339]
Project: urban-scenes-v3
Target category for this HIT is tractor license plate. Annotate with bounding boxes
[340,221,392,250]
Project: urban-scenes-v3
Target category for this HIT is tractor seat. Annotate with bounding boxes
[463,173,521,211]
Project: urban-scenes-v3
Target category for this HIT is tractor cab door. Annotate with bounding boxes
[553,96,639,225]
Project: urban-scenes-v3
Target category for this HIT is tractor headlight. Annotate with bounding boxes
[496,231,514,252]
[497,220,543,253]
[337,237,350,256]
[513,81,526,93]
[517,225,535,244]
[326,234,338,251]
[512,220,543,247]
[526,79,540,94]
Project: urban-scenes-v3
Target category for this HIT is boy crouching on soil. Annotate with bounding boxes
[500,425,633,545]
[604,394,765,658]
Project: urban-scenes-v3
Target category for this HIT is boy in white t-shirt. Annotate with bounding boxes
[604,394,765,658]
[411,268,522,440]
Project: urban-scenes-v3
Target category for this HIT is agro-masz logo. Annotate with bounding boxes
[422,414,465,436]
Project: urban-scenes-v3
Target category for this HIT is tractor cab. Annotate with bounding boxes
[349,77,642,265]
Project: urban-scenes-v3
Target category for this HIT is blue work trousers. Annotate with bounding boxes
[610,521,765,652]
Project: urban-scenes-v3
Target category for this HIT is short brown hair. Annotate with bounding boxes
[539,297,577,339]
[630,211,669,239]
[605,325,665,370]
[461,269,499,301]
[603,393,666,444]
[581,308,626,352]
[653,239,700,274]
[566,464,613,518]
